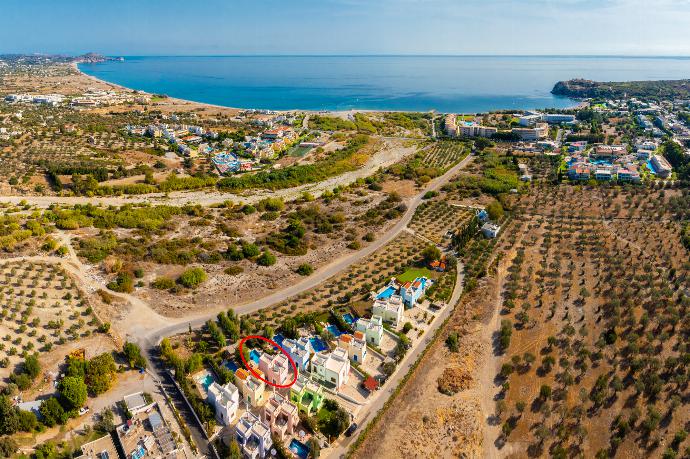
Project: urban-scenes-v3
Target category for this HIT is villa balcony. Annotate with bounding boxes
[243,439,261,459]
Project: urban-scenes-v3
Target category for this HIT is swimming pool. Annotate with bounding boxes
[250,349,261,365]
[376,285,397,300]
[646,159,658,175]
[223,360,238,372]
[326,324,342,338]
[273,333,286,348]
[309,336,328,352]
[196,373,214,391]
[289,439,310,459]
[342,313,357,325]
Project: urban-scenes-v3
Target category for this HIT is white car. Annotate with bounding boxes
[79,407,90,416]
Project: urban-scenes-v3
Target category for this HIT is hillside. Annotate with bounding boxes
[552,78,690,100]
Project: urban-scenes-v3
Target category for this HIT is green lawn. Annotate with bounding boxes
[396,267,434,283]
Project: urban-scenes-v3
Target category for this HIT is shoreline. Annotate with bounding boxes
[74,61,582,115]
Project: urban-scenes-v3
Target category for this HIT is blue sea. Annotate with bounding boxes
[79,56,690,112]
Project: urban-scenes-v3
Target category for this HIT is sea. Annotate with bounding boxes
[78,56,690,113]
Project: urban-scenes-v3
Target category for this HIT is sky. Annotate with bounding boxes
[2,0,690,56]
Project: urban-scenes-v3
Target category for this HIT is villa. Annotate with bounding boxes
[311,348,351,390]
[355,315,384,346]
[235,412,273,459]
[207,381,239,426]
[481,222,501,238]
[337,331,367,364]
[290,374,325,415]
[400,277,429,307]
[263,392,299,442]
[258,352,291,387]
[372,296,404,327]
[281,337,313,371]
[236,364,266,408]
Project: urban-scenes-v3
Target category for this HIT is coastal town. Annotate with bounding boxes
[0,50,689,459]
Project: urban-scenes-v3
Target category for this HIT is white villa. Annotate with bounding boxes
[207,381,239,426]
[311,347,351,390]
[337,331,367,364]
[356,315,384,346]
[235,412,273,459]
[372,296,404,327]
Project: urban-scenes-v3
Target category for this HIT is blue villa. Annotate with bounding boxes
[375,276,431,309]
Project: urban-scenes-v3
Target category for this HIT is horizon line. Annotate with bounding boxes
[5,52,690,59]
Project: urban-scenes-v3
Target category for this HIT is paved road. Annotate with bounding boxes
[137,152,474,348]
[326,259,465,459]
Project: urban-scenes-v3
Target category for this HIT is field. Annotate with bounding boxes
[409,200,475,244]
[0,259,104,378]
[421,141,469,172]
[489,185,690,458]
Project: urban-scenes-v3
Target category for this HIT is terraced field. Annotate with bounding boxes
[409,200,475,244]
[422,141,468,172]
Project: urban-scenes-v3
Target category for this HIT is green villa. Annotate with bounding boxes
[290,374,324,415]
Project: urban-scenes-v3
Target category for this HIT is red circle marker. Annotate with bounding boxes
[237,335,298,388]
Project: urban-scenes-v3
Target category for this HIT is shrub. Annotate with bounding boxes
[224,265,244,276]
[107,272,134,293]
[257,251,277,267]
[296,264,314,276]
[151,276,175,290]
[178,268,207,288]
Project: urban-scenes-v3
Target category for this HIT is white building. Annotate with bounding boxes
[337,332,368,364]
[372,296,404,327]
[207,381,239,426]
[481,222,501,238]
[235,412,273,459]
[355,315,384,346]
[444,114,457,136]
[311,348,351,390]
[519,114,542,126]
[512,123,548,141]
[543,113,576,124]
[651,154,673,178]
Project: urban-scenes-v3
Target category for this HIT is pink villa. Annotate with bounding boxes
[258,352,291,387]
[263,392,299,442]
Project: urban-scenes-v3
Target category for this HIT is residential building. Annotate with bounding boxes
[444,114,457,136]
[207,381,239,426]
[258,352,291,387]
[75,434,120,459]
[337,332,367,364]
[512,123,548,141]
[236,365,266,407]
[289,374,325,415]
[400,277,430,308]
[372,296,404,327]
[311,348,350,390]
[543,113,576,124]
[281,337,313,371]
[355,315,384,346]
[115,403,180,459]
[263,392,298,442]
[459,121,497,138]
[519,114,542,126]
[481,222,501,238]
[651,154,673,178]
[594,168,613,180]
[593,145,626,158]
[235,412,273,459]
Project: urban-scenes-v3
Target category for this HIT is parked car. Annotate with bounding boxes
[345,423,358,437]
[78,407,90,416]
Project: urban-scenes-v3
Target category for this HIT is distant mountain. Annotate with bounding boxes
[552,78,690,100]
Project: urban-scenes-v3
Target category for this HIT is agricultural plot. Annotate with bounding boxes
[492,188,690,458]
[0,260,101,377]
[422,141,468,172]
[247,232,427,329]
[409,200,474,244]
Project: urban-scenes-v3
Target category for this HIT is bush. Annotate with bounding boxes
[107,272,134,293]
[178,268,207,288]
[257,251,277,267]
[402,322,413,334]
[123,342,147,369]
[224,265,244,275]
[151,276,175,290]
[296,263,314,276]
